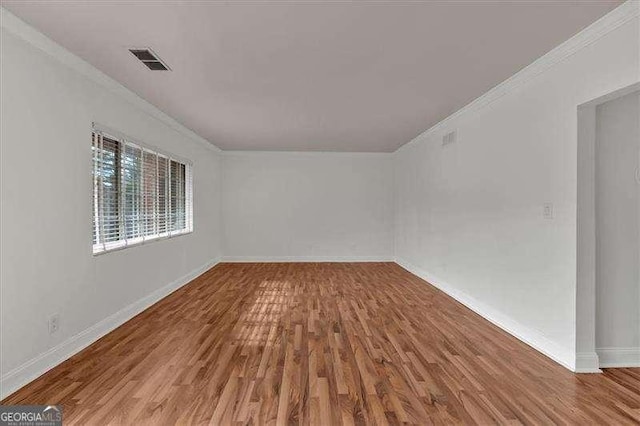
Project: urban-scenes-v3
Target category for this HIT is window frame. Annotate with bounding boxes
[92,123,193,255]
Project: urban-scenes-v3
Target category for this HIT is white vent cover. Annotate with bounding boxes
[442,130,457,146]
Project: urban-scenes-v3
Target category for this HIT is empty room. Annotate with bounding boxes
[0,0,639,424]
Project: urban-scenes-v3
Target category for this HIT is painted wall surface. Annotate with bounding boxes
[1,0,637,395]
[394,15,639,369]
[0,28,222,378]
[222,153,394,261]
[595,91,640,354]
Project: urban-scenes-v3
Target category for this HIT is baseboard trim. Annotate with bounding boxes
[395,258,575,371]
[575,352,602,373]
[0,257,221,400]
[222,256,394,263]
[597,347,640,368]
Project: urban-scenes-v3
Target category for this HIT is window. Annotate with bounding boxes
[92,125,193,254]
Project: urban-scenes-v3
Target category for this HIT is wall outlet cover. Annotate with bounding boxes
[49,314,60,334]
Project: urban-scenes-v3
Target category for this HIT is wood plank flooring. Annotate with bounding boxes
[3,262,639,424]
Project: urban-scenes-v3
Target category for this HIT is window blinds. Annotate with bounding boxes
[92,127,193,254]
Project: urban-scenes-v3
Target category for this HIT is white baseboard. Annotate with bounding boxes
[222,256,394,263]
[575,352,602,373]
[597,347,640,368]
[0,257,221,400]
[395,258,575,371]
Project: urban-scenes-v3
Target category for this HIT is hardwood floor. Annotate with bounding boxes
[3,262,639,425]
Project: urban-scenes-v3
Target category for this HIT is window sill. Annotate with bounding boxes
[92,229,193,256]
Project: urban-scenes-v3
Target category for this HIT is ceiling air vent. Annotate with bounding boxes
[442,130,457,146]
[129,48,170,71]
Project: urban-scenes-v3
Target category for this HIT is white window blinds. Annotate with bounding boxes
[92,126,193,254]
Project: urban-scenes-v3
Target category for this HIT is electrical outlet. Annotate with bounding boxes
[49,314,60,334]
[543,203,554,220]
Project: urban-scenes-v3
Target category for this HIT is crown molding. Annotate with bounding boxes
[221,150,393,158]
[397,0,640,153]
[1,1,637,156]
[0,7,221,154]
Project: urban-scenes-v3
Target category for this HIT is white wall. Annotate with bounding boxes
[1,3,637,403]
[0,16,222,396]
[394,5,639,370]
[595,91,640,365]
[222,152,394,261]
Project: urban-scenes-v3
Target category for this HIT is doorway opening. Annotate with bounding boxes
[576,83,640,372]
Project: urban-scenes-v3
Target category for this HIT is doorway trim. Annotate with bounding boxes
[576,82,640,373]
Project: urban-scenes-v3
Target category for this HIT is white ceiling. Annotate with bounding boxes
[4,1,621,152]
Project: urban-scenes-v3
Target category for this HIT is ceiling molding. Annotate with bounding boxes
[397,0,640,153]
[221,150,392,158]
[0,6,222,153]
